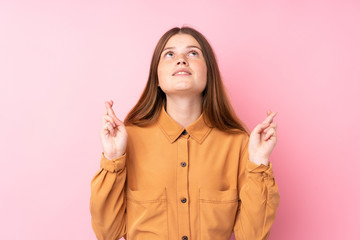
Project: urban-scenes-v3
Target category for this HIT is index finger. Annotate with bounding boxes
[262,111,277,124]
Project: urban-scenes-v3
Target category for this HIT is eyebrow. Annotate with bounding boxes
[162,45,202,52]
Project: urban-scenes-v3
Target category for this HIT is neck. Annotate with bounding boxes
[165,95,203,128]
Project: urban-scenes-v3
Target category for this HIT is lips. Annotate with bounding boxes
[172,68,192,76]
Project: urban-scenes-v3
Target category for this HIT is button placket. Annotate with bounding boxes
[177,137,190,238]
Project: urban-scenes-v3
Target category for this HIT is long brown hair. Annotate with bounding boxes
[124,26,249,135]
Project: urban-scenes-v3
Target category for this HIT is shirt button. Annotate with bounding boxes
[180,162,186,167]
[182,129,188,135]
[181,198,187,203]
[182,236,188,240]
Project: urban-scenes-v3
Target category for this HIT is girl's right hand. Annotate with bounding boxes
[100,100,128,160]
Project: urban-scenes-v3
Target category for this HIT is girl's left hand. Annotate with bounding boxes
[248,110,278,166]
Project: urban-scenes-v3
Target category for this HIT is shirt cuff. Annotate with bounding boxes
[100,152,126,173]
[246,159,274,177]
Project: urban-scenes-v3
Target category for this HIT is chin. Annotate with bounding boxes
[175,83,192,89]
[166,87,191,93]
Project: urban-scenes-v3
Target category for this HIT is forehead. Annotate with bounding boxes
[164,33,201,49]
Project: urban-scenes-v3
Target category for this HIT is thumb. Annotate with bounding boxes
[117,121,126,132]
[114,117,124,126]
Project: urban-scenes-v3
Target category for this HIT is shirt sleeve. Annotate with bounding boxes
[89,152,127,240]
[233,134,280,240]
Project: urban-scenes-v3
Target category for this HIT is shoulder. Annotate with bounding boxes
[124,122,158,136]
[211,127,249,139]
[210,127,249,146]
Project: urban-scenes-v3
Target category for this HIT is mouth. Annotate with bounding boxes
[172,69,192,76]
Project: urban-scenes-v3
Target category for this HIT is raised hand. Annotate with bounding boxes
[100,100,128,160]
[248,110,278,166]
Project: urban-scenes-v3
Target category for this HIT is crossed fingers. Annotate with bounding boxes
[263,111,277,124]
[262,111,277,140]
[104,100,122,125]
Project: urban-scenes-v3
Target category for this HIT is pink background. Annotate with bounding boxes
[1,0,359,239]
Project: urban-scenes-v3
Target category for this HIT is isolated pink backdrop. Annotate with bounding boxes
[1,0,359,239]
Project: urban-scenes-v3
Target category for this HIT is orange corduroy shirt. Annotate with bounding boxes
[90,105,280,240]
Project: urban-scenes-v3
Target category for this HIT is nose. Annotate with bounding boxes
[176,54,188,66]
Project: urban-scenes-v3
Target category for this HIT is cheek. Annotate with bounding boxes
[158,61,171,75]
[157,63,170,87]
[157,64,166,82]
[197,62,207,82]
[157,63,163,77]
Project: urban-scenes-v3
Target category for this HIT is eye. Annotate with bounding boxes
[189,50,199,56]
[164,51,174,57]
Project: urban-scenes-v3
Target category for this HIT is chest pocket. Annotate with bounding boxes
[126,187,169,240]
[199,188,239,240]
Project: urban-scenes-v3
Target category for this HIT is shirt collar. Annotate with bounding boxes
[157,104,213,144]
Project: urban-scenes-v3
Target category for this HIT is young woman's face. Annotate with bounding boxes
[157,33,207,97]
